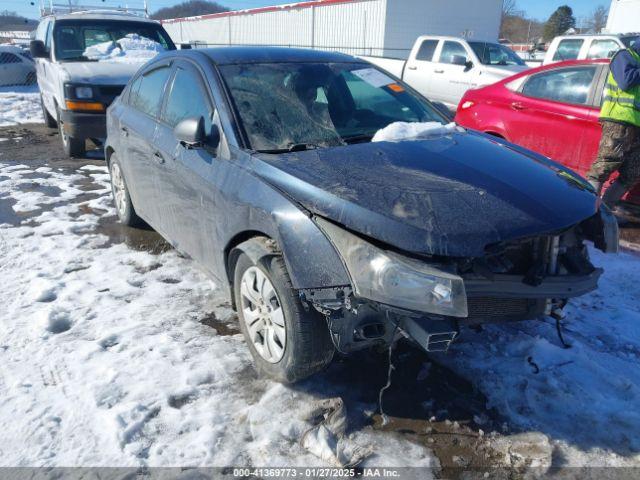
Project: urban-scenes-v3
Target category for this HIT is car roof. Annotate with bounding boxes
[45,11,158,23]
[195,46,366,65]
[0,45,25,52]
[554,34,627,40]
[492,59,609,85]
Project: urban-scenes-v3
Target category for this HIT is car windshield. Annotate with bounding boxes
[219,62,447,152]
[468,42,525,66]
[621,36,639,48]
[53,20,175,61]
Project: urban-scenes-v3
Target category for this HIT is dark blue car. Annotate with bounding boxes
[105,47,618,383]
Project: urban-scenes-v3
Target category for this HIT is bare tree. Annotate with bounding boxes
[502,0,518,20]
[585,5,608,34]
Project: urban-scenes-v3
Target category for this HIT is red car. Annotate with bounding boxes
[455,59,640,207]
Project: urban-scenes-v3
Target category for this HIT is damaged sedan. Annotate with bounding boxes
[105,47,618,383]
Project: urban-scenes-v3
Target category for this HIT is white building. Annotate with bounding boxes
[161,0,503,59]
[605,0,640,33]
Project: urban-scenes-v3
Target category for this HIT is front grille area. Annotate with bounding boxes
[465,296,545,324]
[98,85,125,107]
[99,85,125,96]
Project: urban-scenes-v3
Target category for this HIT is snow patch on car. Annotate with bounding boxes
[83,34,165,63]
[372,122,461,143]
[0,86,43,126]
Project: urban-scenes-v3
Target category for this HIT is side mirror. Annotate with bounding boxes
[30,40,48,59]
[174,116,205,147]
[451,55,468,66]
[464,60,474,71]
[180,43,192,50]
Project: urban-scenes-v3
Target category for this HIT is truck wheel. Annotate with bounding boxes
[57,108,85,157]
[41,96,57,128]
[109,153,143,227]
[233,246,334,383]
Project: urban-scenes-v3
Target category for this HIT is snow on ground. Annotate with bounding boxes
[1,156,640,470]
[434,247,640,466]
[0,161,437,470]
[83,34,165,63]
[0,86,43,127]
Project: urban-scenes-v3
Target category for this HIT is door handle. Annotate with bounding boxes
[120,126,129,137]
[511,102,526,111]
[434,69,445,74]
[407,65,417,70]
[153,151,165,164]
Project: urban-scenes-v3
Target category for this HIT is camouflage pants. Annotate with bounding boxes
[587,121,640,188]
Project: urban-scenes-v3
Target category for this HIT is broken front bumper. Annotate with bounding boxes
[464,269,603,299]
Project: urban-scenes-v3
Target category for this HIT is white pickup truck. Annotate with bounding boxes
[362,36,529,109]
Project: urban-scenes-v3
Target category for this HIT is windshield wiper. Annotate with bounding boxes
[287,142,319,152]
[61,56,97,62]
[255,143,320,154]
[342,133,374,144]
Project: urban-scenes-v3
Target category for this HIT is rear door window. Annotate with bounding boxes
[438,41,468,64]
[129,66,171,118]
[552,39,584,61]
[521,66,598,105]
[162,65,214,133]
[586,39,621,59]
[415,40,438,62]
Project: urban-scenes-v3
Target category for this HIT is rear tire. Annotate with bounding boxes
[41,96,57,128]
[233,245,334,383]
[109,153,143,227]
[57,107,85,157]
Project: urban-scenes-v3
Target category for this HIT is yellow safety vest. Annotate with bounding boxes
[600,48,640,127]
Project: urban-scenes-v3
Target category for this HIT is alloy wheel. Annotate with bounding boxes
[110,162,127,217]
[240,266,286,363]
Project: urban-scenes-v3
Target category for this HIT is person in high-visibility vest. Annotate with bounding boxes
[587,42,640,208]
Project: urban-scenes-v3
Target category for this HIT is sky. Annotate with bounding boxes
[3,0,611,23]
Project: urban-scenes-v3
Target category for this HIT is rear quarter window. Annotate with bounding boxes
[521,66,597,105]
[128,66,171,118]
[552,39,584,61]
[415,40,438,62]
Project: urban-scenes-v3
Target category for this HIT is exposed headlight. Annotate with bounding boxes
[75,86,93,99]
[316,217,468,317]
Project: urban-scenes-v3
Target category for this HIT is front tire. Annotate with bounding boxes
[109,153,143,227]
[57,108,85,157]
[234,246,334,383]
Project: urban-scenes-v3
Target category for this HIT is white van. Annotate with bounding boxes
[543,34,639,65]
[362,36,529,109]
[30,9,176,157]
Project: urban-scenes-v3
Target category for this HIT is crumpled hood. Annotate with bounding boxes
[60,61,143,85]
[252,130,598,257]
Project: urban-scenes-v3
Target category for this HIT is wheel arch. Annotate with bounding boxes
[105,145,115,166]
[225,232,279,310]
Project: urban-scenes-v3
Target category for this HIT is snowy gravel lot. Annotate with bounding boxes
[0,86,43,127]
[1,92,640,475]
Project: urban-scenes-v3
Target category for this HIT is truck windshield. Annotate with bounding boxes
[468,42,525,66]
[219,62,448,152]
[53,20,175,61]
